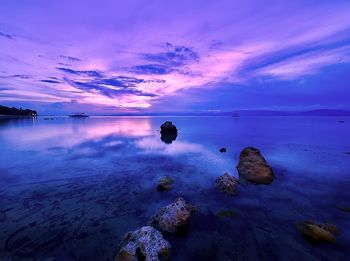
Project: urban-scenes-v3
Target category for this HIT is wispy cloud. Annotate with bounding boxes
[0,31,14,39]
[1,0,350,113]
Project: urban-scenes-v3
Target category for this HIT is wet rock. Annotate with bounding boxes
[215,173,238,196]
[160,121,177,134]
[157,177,174,192]
[149,198,196,234]
[219,147,227,153]
[115,226,171,261]
[296,221,340,244]
[160,132,177,144]
[236,147,274,184]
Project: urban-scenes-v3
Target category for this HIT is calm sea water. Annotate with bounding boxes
[0,116,349,260]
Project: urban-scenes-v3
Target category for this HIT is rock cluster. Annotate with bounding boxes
[215,173,238,196]
[115,226,171,261]
[296,221,340,243]
[149,198,196,234]
[236,147,274,184]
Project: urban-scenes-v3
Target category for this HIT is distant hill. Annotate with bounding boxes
[0,105,37,116]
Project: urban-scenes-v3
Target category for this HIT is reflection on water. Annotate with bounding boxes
[0,116,350,260]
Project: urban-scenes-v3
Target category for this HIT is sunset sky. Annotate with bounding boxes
[1,0,350,114]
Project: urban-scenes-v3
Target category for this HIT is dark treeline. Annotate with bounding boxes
[0,105,37,116]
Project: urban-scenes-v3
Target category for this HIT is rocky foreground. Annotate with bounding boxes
[114,124,340,260]
[237,147,274,184]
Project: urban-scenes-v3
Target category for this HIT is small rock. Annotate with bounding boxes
[335,205,350,212]
[236,147,274,184]
[345,152,350,155]
[115,226,171,261]
[296,221,339,244]
[339,120,345,123]
[160,121,177,134]
[215,209,237,219]
[215,173,238,196]
[219,148,226,153]
[157,177,174,192]
[149,198,196,234]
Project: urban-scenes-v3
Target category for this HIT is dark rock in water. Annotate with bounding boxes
[215,173,238,196]
[160,132,177,144]
[160,121,178,144]
[215,209,237,219]
[157,177,174,192]
[160,121,177,134]
[236,147,274,184]
[115,226,171,261]
[149,198,196,234]
[335,205,350,212]
[219,147,226,153]
[339,120,345,123]
[296,221,339,244]
[345,152,350,155]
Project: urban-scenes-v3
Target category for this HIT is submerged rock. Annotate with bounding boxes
[149,198,196,234]
[157,177,174,192]
[219,147,227,153]
[236,147,274,184]
[335,205,350,212]
[160,121,177,134]
[215,173,238,196]
[215,209,237,219]
[115,226,171,261]
[296,221,340,244]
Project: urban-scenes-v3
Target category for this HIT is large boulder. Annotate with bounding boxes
[215,173,238,196]
[149,198,196,234]
[296,222,339,244]
[160,121,177,134]
[115,226,171,261]
[236,147,274,184]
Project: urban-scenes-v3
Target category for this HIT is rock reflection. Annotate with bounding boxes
[160,132,177,144]
[1,117,152,150]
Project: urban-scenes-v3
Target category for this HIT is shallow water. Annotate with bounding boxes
[0,116,349,260]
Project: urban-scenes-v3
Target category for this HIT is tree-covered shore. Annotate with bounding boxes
[0,105,37,116]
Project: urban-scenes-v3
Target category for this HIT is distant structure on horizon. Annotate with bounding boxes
[233,112,240,118]
[0,105,37,118]
[69,112,89,118]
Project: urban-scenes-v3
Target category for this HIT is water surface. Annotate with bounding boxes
[0,116,349,260]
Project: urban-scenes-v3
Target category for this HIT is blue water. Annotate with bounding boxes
[0,116,349,260]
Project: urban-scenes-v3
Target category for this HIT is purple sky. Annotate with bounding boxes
[1,0,350,114]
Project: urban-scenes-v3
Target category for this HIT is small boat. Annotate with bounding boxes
[69,113,89,118]
[233,113,239,118]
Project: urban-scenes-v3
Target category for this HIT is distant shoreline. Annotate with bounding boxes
[0,115,37,119]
